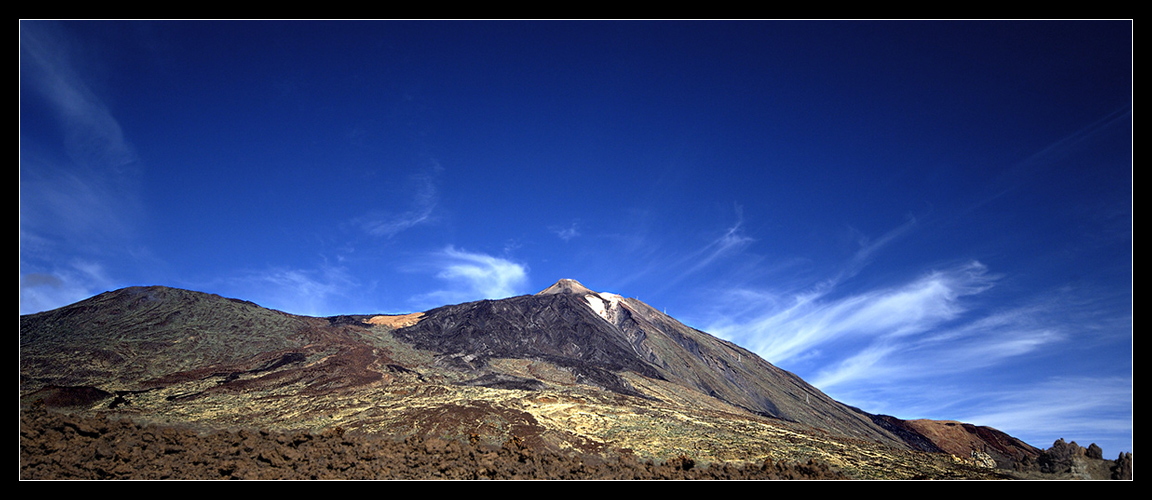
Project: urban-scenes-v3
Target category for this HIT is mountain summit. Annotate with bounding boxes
[536,278,599,296]
[20,281,1054,478]
[537,279,629,323]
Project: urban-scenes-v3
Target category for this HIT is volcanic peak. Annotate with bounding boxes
[536,278,597,296]
[537,279,627,323]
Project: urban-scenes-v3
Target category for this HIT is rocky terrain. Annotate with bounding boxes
[1014,438,1132,480]
[19,281,1131,479]
[20,403,846,480]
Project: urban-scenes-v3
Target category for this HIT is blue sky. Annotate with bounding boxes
[20,20,1132,458]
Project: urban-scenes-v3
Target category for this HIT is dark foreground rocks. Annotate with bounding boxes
[1011,438,1132,480]
[20,406,844,480]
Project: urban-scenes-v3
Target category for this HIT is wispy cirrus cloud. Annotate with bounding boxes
[408,246,529,308]
[694,248,1128,454]
[807,298,1064,391]
[835,214,918,285]
[968,105,1132,215]
[551,221,581,241]
[20,22,143,314]
[220,264,360,317]
[867,373,1133,458]
[357,162,442,238]
[954,376,1132,452]
[21,22,141,241]
[20,22,138,170]
[627,203,756,294]
[706,260,999,369]
[680,204,756,277]
[19,260,116,315]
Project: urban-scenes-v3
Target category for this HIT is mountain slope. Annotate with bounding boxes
[531,280,906,445]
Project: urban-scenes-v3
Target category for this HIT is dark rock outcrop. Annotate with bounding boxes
[1027,438,1127,479]
[1112,452,1133,480]
[1039,438,1087,474]
[1086,442,1103,459]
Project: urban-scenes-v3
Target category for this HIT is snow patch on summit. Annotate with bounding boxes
[585,292,624,322]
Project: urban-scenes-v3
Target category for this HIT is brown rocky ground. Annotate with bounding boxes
[20,404,845,480]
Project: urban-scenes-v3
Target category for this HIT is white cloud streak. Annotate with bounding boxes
[409,246,529,308]
[708,261,999,369]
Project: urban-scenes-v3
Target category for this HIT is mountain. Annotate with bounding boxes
[396,279,909,446]
[20,280,1075,479]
